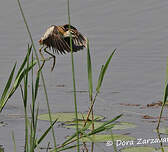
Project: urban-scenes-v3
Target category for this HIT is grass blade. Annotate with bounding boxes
[12,131,16,152]
[0,63,16,111]
[163,82,168,104]
[17,0,57,149]
[62,120,92,146]
[157,55,168,129]
[87,39,93,98]
[67,0,79,151]
[35,71,40,100]
[15,44,32,79]
[36,119,57,147]
[23,47,30,108]
[50,144,82,152]
[0,60,36,112]
[96,49,116,93]
[109,129,117,152]
[89,114,122,135]
[64,115,122,147]
[157,82,168,129]
[13,60,36,90]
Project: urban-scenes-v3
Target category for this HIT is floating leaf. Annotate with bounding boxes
[75,134,135,142]
[65,121,136,130]
[89,114,122,135]
[121,146,168,152]
[155,147,168,152]
[38,112,104,122]
[121,147,156,152]
[50,144,81,152]
[112,122,136,130]
[62,121,92,146]
[155,127,168,134]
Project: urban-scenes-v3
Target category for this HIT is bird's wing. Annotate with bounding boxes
[63,24,87,48]
[63,24,77,30]
[74,31,87,47]
[72,30,87,48]
[50,31,71,54]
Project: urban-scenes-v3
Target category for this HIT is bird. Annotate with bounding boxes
[38,24,87,71]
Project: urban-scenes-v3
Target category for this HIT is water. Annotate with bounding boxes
[1,0,168,151]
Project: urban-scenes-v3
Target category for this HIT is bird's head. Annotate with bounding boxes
[39,39,43,45]
[39,26,55,45]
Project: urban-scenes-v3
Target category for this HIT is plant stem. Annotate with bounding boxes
[17,0,57,150]
[157,55,168,129]
[84,92,98,127]
[67,0,80,151]
[12,131,16,152]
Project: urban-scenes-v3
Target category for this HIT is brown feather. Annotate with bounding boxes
[39,24,87,54]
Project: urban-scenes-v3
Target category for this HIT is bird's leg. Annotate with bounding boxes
[44,48,56,71]
[38,46,46,72]
[39,45,44,59]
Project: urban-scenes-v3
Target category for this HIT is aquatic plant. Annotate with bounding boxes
[0,0,122,152]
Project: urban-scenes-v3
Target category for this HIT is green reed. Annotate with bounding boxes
[17,0,57,150]
[0,0,122,152]
[67,0,80,151]
[0,42,120,152]
[157,55,168,129]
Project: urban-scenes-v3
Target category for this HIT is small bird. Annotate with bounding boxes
[39,24,87,71]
